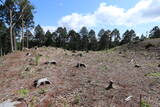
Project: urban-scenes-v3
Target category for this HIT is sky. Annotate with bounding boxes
[30,0,160,36]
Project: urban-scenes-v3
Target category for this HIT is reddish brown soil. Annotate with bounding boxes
[0,38,160,107]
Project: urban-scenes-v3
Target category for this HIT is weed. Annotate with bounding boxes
[72,94,80,105]
[45,55,49,61]
[100,65,108,71]
[29,96,37,107]
[145,72,160,77]
[0,57,4,67]
[38,88,48,94]
[48,103,53,107]
[18,89,29,97]
[141,101,151,107]
[35,55,40,66]
[105,46,120,53]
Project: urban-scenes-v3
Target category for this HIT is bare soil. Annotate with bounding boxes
[0,38,160,107]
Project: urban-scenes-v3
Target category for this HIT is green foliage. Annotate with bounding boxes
[0,22,10,55]
[0,0,35,52]
[29,96,37,107]
[68,30,81,50]
[98,29,105,38]
[38,88,48,94]
[145,72,160,77]
[88,29,98,51]
[99,30,111,50]
[149,26,160,38]
[73,94,80,105]
[34,25,45,46]
[18,89,29,97]
[141,101,151,107]
[121,29,136,45]
[100,65,108,71]
[35,55,40,66]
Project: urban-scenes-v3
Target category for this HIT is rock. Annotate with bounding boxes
[33,78,51,88]
[75,63,86,68]
[158,64,160,67]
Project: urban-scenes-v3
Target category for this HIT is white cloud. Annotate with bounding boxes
[58,13,96,31]
[42,26,57,33]
[58,0,160,30]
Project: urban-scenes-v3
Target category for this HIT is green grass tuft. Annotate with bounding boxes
[141,101,151,107]
[18,89,29,97]
[35,55,40,66]
[145,72,160,77]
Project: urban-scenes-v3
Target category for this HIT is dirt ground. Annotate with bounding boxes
[0,38,160,107]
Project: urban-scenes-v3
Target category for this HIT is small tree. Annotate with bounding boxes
[34,24,45,46]
[149,26,160,38]
[121,29,136,45]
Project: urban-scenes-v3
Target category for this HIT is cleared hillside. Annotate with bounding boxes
[0,38,160,107]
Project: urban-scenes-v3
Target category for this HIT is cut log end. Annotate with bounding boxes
[105,80,114,90]
[75,63,86,68]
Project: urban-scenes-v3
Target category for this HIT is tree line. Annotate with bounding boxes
[22,25,160,51]
[0,0,160,56]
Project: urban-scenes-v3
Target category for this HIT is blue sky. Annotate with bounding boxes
[30,0,160,36]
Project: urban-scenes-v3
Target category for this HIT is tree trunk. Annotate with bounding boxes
[21,19,24,50]
[0,48,2,56]
[26,26,29,48]
[27,37,29,48]
[10,10,14,52]
[13,30,17,51]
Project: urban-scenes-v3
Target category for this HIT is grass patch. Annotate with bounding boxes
[141,101,151,107]
[38,88,48,94]
[105,46,120,53]
[0,57,4,67]
[100,65,108,71]
[18,89,29,97]
[29,96,37,107]
[145,72,160,77]
[35,55,40,66]
[72,94,80,105]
